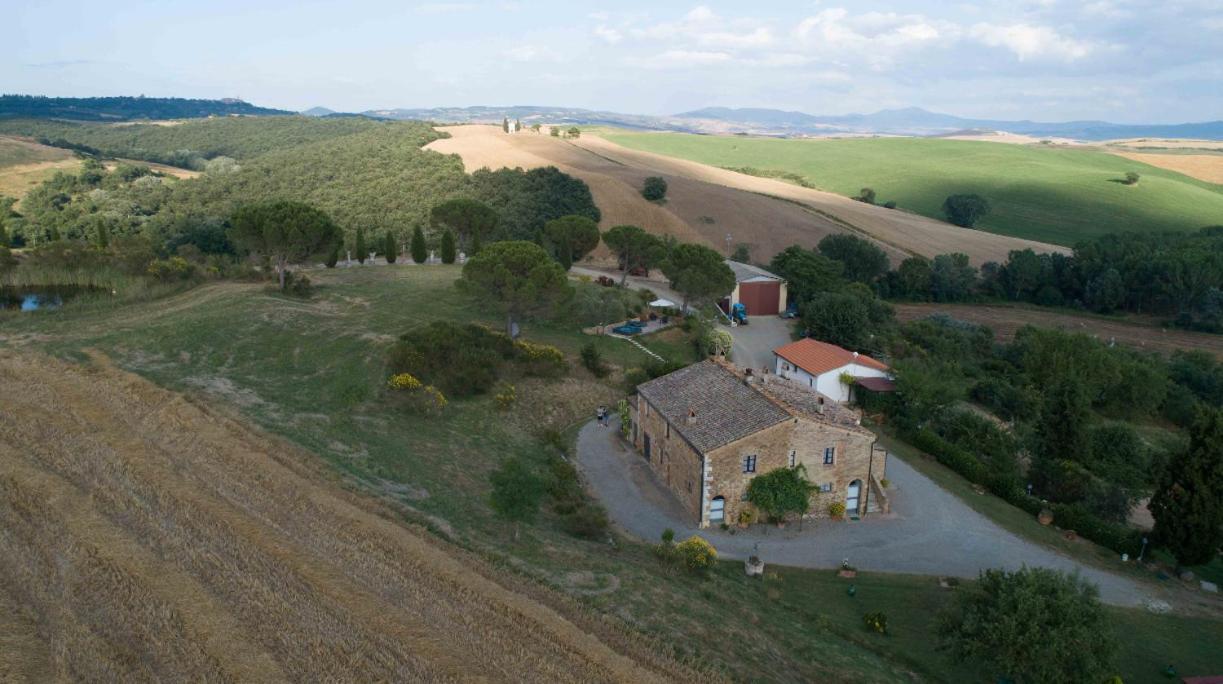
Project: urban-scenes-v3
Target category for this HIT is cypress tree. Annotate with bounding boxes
[0,223,8,248]
[384,231,398,264]
[410,225,428,264]
[95,221,110,249]
[470,232,483,256]
[354,227,367,264]
[1151,407,1223,566]
[324,244,340,268]
[502,117,509,133]
[440,228,456,264]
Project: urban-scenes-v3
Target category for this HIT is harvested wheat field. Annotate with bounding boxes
[427,125,913,265]
[574,133,1067,265]
[894,303,1223,359]
[0,350,698,682]
[1109,151,1223,185]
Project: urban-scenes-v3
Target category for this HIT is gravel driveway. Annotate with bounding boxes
[578,418,1154,607]
[729,315,794,372]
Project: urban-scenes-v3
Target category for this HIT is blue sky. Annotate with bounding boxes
[6,1,1222,122]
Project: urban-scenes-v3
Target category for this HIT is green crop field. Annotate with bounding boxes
[5,266,1221,682]
[601,132,1223,246]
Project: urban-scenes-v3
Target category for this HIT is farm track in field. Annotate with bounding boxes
[426,126,1066,265]
[894,302,1223,358]
[0,350,702,682]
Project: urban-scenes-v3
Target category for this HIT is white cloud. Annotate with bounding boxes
[504,45,559,62]
[970,23,1092,61]
[652,49,733,67]
[594,25,623,45]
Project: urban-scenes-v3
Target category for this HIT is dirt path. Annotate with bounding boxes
[574,133,1068,265]
[427,125,910,264]
[894,302,1223,358]
[0,350,698,682]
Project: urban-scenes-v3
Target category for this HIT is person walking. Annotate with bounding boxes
[596,405,606,426]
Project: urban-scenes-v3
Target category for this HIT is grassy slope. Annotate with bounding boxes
[3,266,1220,682]
[601,132,1223,246]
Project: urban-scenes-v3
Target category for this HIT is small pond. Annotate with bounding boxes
[0,285,104,312]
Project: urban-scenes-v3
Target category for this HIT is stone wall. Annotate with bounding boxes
[633,396,704,522]
[705,417,881,525]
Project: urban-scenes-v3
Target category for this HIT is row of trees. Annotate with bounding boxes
[767,225,1223,332]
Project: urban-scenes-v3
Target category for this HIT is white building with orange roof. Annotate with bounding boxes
[772,338,893,403]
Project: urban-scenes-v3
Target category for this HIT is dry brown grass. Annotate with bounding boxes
[1109,151,1223,185]
[426,125,1065,265]
[894,303,1223,359]
[0,350,704,682]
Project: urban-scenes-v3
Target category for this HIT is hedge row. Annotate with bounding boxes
[900,426,1143,556]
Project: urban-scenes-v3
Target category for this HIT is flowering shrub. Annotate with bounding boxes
[421,386,447,411]
[514,340,567,377]
[387,373,446,413]
[495,384,516,410]
[829,501,847,518]
[863,611,888,634]
[387,373,423,391]
[675,536,718,574]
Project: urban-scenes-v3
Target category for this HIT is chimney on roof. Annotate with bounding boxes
[743,368,754,385]
[687,408,697,425]
[817,396,826,414]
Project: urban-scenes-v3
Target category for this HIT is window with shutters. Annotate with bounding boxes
[742,454,757,473]
[788,450,797,468]
[823,446,836,465]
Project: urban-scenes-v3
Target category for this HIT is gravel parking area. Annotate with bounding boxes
[578,418,1154,607]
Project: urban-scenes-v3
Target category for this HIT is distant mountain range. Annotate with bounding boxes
[302,103,1223,141]
[3,94,1218,140]
[0,95,293,121]
[675,106,1223,141]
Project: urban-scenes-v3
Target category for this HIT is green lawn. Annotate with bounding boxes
[4,265,1220,682]
[600,132,1223,246]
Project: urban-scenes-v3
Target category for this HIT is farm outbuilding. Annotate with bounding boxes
[721,261,787,316]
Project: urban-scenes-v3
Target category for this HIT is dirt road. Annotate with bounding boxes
[0,350,698,682]
[894,303,1223,358]
[426,125,1065,265]
[427,125,911,264]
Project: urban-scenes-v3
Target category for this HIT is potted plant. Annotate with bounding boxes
[745,555,765,577]
[737,507,757,529]
[828,501,847,520]
[1037,508,1054,526]
[838,558,857,578]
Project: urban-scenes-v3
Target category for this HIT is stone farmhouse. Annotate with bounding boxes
[630,359,889,528]
[773,338,893,403]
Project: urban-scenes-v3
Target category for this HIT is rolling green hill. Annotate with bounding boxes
[601,132,1223,246]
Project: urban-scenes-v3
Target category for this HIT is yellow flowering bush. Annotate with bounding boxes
[494,383,516,411]
[675,535,718,574]
[422,386,448,411]
[387,373,422,391]
[514,340,567,378]
[387,373,446,413]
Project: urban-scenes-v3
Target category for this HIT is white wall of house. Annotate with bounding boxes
[773,356,891,402]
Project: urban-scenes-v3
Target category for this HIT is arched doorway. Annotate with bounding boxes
[846,480,862,517]
[710,496,725,524]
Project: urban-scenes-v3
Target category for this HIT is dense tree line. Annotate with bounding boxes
[0,116,386,168]
[0,95,291,121]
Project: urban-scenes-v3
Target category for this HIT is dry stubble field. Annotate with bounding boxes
[426,125,1064,265]
[1109,151,1223,185]
[0,349,700,683]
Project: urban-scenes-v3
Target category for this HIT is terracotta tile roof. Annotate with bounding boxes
[636,360,790,454]
[773,338,889,377]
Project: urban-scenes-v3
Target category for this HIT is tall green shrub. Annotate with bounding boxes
[410,224,427,264]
